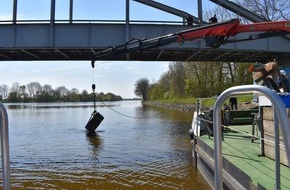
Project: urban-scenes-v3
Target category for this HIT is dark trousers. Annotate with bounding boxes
[231,103,237,110]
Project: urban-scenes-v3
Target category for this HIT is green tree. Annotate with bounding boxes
[80,90,90,102]
[134,78,150,100]
[8,91,18,102]
[2,81,122,103]
[148,71,171,100]
[68,88,80,102]
[147,61,255,99]
[104,93,112,101]
[234,62,253,85]
[168,62,186,98]
[149,83,164,100]
[183,62,200,97]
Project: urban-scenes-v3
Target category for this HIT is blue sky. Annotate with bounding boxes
[0,0,216,98]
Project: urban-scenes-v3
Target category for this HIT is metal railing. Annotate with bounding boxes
[213,85,290,190]
[0,103,10,190]
[0,19,189,25]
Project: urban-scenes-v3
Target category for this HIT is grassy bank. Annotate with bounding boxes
[149,98,215,107]
[145,95,256,111]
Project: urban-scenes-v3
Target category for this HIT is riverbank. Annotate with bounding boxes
[143,100,197,112]
[143,100,258,113]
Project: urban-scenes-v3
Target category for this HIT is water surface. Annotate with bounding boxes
[4,101,210,189]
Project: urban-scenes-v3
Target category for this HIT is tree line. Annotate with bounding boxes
[135,0,289,100]
[134,61,253,100]
[0,82,122,103]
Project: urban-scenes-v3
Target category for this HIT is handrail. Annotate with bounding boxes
[213,85,290,190]
[0,103,11,190]
[0,19,188,25]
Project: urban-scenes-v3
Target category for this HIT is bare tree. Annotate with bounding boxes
[43,84,54,96]
[10,82,20,94]
[55,86,69,99]
[26,82,42,98]
[19,85,28,100]
[236,0,289,21]
[204,6,232,23]
[0,84,9,100]
[70,88,80,94]
[204,0,289,22]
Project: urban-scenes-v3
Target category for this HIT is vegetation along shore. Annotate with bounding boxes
[143,97,258,113]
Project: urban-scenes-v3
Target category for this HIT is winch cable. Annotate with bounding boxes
[90,60,170,119]
[84,61,104,133]
[92,63,96,112]
[99,100,168,119]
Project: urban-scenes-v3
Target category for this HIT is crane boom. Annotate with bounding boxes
[91,18,290,62]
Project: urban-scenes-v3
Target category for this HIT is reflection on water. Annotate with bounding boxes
[4,101,210,189]
[86,132,103,158]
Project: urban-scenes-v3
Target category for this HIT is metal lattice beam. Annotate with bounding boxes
[209,0,266,22]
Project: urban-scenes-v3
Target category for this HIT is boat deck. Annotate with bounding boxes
[199,125,290,189]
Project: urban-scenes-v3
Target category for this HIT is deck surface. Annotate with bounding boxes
[199,125,290,189]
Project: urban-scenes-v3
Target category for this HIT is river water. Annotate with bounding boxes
[4,101,210,189]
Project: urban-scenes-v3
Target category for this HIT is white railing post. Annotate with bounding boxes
[0,103,11,190]
[213,85,290,190]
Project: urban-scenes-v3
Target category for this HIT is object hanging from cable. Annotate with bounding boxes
[85,63,104,133]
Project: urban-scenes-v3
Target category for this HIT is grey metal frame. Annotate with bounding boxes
[209,0,266,22]
[213,85,290,190]
[0,103,10,190]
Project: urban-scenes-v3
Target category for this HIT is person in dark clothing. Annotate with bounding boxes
[266,75,280,92]
[229,96,237,110]
[279,70,290,92]
[187,16,193,26]
[223,103,231,126]
[209,14,218,23]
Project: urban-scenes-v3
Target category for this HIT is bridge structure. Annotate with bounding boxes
[0,0,289,65]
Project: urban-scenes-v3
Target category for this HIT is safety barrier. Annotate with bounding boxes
[0,103,10,190]
[213,85,290,190]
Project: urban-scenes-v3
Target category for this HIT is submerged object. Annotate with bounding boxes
[85,111,104,133]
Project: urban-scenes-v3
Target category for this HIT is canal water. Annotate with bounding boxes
[4,101,210,189]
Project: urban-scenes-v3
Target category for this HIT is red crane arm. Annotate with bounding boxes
[176,19,240,42]
[177,19,290,43]
[177,19,290,47]
[91,18,290,62]
[232,20,290,35]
